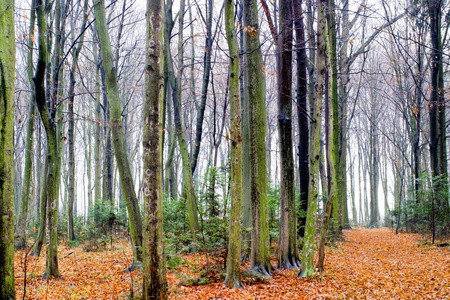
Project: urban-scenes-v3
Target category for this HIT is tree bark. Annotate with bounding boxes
[164,1,200,234]
[243,0,272,276]
[35,0,62,278]
[299,0,326,278]
[223,0,243,288]
[142,0,167,296]
[190,0,213,174]
[15,0,36,250]
[67,0,88,243]
[0,0,15,294]
[94,0,143,267]
[277,0,299,270]
[295,0,309,239]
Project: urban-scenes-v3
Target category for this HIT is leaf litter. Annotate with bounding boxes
[15,228,450,299]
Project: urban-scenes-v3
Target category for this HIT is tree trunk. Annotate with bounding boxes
[295,0,309,239]
[164,2,200,234]
[67,0,88,243]
[369,98,379,227]
[243,0,272,276]
[142,0,167,296]
[93,26,102,205]
[277,0,299,270]
[94,0,143,267]
[0,0,16,294]
[327,0,340,230]
[32,155,48,257]
[34,0,63,278]
[15,0,36,250]
[428,0,447,212]
[223,0,243,287]
[190,0,213,174]
[299,0,326,278]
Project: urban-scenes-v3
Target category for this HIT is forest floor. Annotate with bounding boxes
[14,227,450,299]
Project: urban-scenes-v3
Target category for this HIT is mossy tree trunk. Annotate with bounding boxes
[316,0,340,270]
[223,0,243,288]
[299,0,326,278]
[142,0,167,296]
[243,0,272,276]
[163,1,200,235]
[0,0,15,294]
[94,0,143,266]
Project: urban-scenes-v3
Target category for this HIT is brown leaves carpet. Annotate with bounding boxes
[15,228,450,299]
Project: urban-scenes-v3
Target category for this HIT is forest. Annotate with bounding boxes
[1,0,450,298]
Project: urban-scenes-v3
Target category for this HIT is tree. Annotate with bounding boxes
[428,0,447,221]
[94,0,144,268]
[34,0,62,278]
[15,0,36,250]
[67,0,89,243]
[142,0,167,296]
[163,0,200,235]
[243,0,272,276]
[295,0,309,239]
[223,0,243,288]
[277,0,300,270]
[300,0,326,278]
[0,0,15,294]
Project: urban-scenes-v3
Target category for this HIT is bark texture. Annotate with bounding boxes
[243,0,272,276]
[0,0,16,294]
[94,0,143,266]
[224,0,243,288]
[142,0,167,296]
[299,0,326,278]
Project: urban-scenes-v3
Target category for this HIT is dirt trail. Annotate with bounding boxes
[172,228,450,299]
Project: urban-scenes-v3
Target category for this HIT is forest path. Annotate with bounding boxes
[173,228,450,299]
[14,228,450,299]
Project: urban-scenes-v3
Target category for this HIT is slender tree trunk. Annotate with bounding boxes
[0,0,15,293]
[32,155,48,257]
[142,0,167,296]
[34,0,61,278]
[277,0,299,270]
[223,0,243,287]
[369,98,379,227]
[164,2,200,234]
[67,0,88,243]
[237,0,251,261]
[190,0,213,174]
[15,0,36,250]
[93,27,102,205]
[327,0,340,230]
[94,0,143,267]
[300,0,326,278]
[295,0,309,239]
